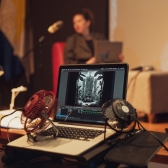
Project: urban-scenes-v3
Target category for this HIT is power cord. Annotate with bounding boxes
[103,122,141,146]
[131,114,168,151]
[64,106,77,121]
[6,116,21,142]
[103,113,168,151]
[0,108,24,136]
[127,71,142,104]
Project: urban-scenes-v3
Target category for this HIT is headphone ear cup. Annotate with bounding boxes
[102,99,137,133]
[102,100,112,121]
[111,99,136,121]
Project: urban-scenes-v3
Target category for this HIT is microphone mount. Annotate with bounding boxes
[23,20,63,59]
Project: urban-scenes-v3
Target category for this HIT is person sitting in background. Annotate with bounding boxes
[64,8,124,64]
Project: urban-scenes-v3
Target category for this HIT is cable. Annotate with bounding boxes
[131,114,168,151]
[64,111,72,121]
[103,120,107,142]
[64,106,78,121]
[0,108,23,136]
[127,71,142,90]
[127,71,141,104]
[103,119,127,145]
[6,116,21,142]
[127,71,147,119]
[62,157,77,164]
[102,105,168,150]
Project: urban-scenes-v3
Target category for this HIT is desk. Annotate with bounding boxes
[0,110,25,144]
[0,127,25,144]
[151,145,168,164]
[2,130,168,167]
[104,131,168,167]
[0,112,167,167]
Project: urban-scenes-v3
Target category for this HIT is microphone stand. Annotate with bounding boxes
[23,35,47,59]
[23,21,63,59]
[37,35,46,90]
[23,26,61,90]
[0,66,4,109]
[23,34,50,90]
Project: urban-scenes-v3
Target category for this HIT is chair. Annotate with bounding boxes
[127,70,168,123]
[52,42,65,94]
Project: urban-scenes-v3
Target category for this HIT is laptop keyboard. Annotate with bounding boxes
[42,126,104,141]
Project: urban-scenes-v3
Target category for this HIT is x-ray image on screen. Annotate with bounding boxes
[75,70,104,106]
[65,70,115,107]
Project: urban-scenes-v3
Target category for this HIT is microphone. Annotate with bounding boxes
[48,20,64,34]
[23,21,64,58]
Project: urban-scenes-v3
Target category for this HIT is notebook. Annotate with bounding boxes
[7,63,128,156]
[94,40,123,63]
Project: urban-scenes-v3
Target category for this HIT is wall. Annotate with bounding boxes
[109,0,168,70]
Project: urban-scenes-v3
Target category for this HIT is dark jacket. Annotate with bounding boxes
[64,32,105,64]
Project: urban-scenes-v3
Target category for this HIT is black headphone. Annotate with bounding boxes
[102,99,137,133]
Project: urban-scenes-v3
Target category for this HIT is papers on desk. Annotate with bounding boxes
[0,110,23,129]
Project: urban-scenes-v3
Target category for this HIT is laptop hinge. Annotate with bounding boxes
[57,121,105,128]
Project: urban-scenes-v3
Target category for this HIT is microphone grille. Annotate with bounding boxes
[48,20,64,34]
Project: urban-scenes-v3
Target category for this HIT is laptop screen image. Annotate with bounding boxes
[55,63,128,125]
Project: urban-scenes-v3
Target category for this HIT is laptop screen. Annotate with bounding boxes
[94,40,123,63]
[55,63,128,124]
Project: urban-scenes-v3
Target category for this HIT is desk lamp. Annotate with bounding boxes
[10,86,27,110]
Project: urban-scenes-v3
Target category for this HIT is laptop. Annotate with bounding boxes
[7,63,128,156]
[94,40,123,63]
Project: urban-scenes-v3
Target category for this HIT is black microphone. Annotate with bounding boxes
[38,20,63,44]
[23,21,64,58]
[47,20,64,34]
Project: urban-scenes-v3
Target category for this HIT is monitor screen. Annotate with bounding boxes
[55,63,128,124]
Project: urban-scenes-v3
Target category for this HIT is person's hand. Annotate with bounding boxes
[86,56,96,64]
[118,53,124,62]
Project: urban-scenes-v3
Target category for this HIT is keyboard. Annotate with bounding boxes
[41,126,104,141]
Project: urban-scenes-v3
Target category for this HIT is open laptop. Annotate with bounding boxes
[7,63,128,156]
[94,40,123,63]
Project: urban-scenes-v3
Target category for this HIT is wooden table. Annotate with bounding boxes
[0,127,25,144]
[0,127,168,165]
[0,110,25,144]
[151,145,168,164]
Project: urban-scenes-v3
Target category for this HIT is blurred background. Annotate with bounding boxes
[1,0,168,109]
[0,0,108,109]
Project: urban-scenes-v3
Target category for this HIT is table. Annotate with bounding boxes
[0,127,25,144]
[103,131,168,167]
[0,110,167,167]
[0,110,25,144]
[151,145,168,164]
[1,129,168,167]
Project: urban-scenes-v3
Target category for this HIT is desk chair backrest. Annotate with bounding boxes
[52,42,65,94]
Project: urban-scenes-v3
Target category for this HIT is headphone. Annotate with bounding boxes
[102,99,137,133]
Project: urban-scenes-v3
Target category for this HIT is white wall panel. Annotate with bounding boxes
[109,0,168,70]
